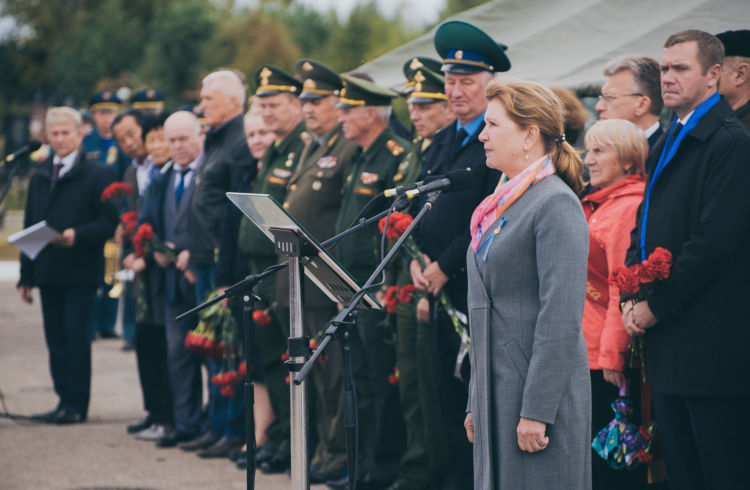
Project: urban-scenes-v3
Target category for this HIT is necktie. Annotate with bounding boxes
[455,128,469,148]
[665,122,683,153]
[52,162,64,186]
[175,168,191,206]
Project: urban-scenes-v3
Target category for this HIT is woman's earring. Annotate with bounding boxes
[525,152,529,160]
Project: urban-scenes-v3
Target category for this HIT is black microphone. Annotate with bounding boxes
[3,141,42,165]
[404,169,472,198]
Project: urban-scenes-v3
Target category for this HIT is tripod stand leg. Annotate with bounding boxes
[242,294,257,490]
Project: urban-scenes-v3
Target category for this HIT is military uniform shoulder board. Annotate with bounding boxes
[328,133,339,147]
[386,139,404,156]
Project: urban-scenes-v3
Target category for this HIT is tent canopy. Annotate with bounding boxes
[358,0,749,91]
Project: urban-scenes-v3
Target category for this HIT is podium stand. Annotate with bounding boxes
[227,193,380,490]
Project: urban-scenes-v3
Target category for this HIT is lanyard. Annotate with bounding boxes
[639,93,720,261]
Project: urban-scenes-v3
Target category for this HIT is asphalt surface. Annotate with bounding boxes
[0,263,326,490]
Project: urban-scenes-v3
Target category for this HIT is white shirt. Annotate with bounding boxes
[643,121,661,139]
[53,150,78,179]
[173,155,201,191]
[133,158,155,197]
[678,110,695,126]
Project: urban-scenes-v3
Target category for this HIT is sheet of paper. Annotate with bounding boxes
[7,220,61,260]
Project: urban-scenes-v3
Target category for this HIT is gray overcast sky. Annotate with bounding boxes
[297,0,446,26]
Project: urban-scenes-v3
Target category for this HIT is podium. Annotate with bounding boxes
[227,192,380,490]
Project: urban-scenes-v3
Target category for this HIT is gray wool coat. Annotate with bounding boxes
[467,176,592,490]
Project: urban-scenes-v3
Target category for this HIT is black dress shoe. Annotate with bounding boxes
[54,408,86,424]
[236,456,248,470]
[177,431,220,451]
[197,435,244,458]
[255,445,276,464]
[259,451,290,474]
[327,471,384,490]
[229,449,246,462]
[310,466,342,484]
[127,415,154,434]
[98,330,119,339]
[31,407,62,423]
[156,430,198,448]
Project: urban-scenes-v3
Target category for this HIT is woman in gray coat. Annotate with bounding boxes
[464,78,591,489]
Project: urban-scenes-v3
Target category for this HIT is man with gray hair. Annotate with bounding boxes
[178,70,255,456]
[18,106,119,424]
[596,56,664,149]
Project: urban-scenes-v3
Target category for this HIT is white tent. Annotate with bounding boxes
[358,0,750,91]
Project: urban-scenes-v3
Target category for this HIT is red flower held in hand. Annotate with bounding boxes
[385,285,399,314]
[220,385,236,398]
[399,284,416,304]
[252,309,272,326]
[238,361,247,378]
[378,212,414,241]
[643,247,672,281]
[121,211,139,237]
[609,265,641,295]
[388,366,400,386]
[101,182,132,202]
[132,223,155,258]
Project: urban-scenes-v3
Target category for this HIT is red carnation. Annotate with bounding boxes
[399,284,416,304]
[385,285,399,314]
[101,182,132,202]
[224,370,241,385]
[252,309,272,326]
[393,213,413,236]
[644,247,672,281]
[121,211,139,237]
[284,375,290,385]
[238,361,247,377]
[220,385,236,397]
[609,265,640,295]
[132,223,155,258]
[378,212,414,241]
[387,366,400,386]
[281,352,290,362]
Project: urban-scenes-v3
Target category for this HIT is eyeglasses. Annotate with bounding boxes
[597,93,643,103]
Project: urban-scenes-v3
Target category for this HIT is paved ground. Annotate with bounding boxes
[0,262,326,490]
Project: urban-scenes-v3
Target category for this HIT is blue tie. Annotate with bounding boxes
[175,168,191,206]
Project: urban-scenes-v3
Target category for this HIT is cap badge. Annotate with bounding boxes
[260,67,272,86]
[455,50,464,60]
[409,58,423,70]
[303,61,314,72]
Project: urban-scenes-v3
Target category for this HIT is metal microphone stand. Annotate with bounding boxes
[295,191,441,490]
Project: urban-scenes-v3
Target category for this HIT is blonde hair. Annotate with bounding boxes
[486,78,584,194]
[46,106,82,129]
[584,119,648,176]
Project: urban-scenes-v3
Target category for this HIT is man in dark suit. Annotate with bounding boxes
[408,21,508,490]
[596,56,664,150]
[623,30,750,490]
[137,111,205,448]
[18,106,119,424]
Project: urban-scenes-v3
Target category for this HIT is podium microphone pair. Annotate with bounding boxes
[383,168,473,199]
[3,141,42,166]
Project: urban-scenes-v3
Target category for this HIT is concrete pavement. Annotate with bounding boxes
[0,264,326,490]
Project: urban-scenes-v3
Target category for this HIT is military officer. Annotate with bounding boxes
[237,65,306,474]
[716,30,750,129]
[82,90,130,180]
[130,88,165,116]
[270,59,360,484]
[385,63,456,490]
[326,74,413,489]
[408,21,510,490]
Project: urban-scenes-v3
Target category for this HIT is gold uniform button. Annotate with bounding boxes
[317,171,324,177]
[312,181,322,191]
[290,184,298,191]
[283,202,290,210]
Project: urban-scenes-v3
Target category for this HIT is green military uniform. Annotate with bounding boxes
[332,74,414,484]
[238,65,305,466]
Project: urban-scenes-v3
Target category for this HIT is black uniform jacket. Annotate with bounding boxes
[625,97,750,396]
[412,120,500,311]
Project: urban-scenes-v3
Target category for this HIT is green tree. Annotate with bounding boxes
[137,0,218,105]
[440,0,489,19]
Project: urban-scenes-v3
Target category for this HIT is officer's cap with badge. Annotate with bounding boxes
[405,66,446,105]
[716,30,750,58]
[336,74,399,109]
[434,20,511,74]
[402,57,443,94]
[254,65,303,97]
[89,91,123,113]
[130,88,165,111]
[296,60,342,101]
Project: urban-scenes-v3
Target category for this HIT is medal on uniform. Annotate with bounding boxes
[285,152,295,167]
[312,180,322,191]
[106,146,118,164]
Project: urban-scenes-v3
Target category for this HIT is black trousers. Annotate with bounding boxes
[134,321,172,425]
[652,391,750,490]
[430,305,473,490]
[39,285,96,415]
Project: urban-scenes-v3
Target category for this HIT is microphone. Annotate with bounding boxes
[3,141,42,165]
[404,169,472,198]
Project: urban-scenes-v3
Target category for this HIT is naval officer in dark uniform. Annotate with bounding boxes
[408,20,510,490]
[717,30,750,129]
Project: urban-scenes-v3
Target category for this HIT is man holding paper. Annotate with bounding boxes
[17,106,119,424]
